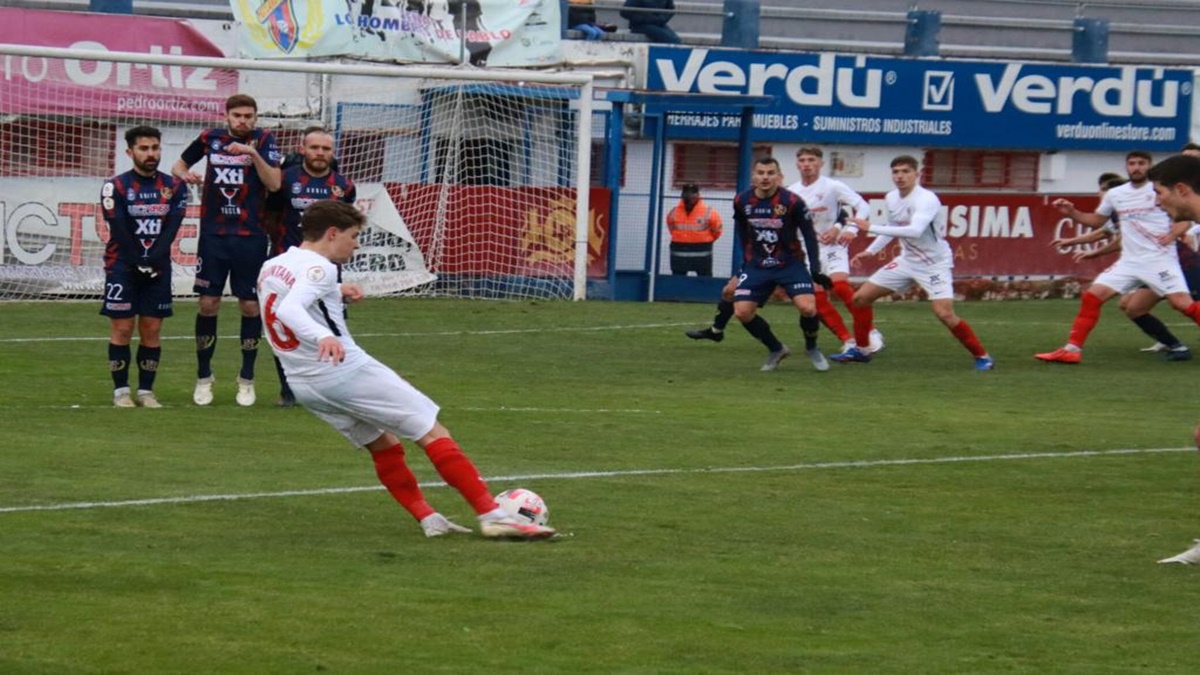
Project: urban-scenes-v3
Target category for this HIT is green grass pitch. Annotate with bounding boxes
[1,297,1199,673]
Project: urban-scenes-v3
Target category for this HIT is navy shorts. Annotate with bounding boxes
[733,264,814,305]
[193,233,269,300]
[101,265,174,319]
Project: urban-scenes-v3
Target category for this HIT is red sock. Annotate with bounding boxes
[950,319,987,357]
[831,280,855,309]
[815,289,850,341]
[835,280,879,333]
[1067,292,1104,348]
[851,304,874,348]
[424,437,496,515]
[1184,301,1200,324]
[371,444,435,521]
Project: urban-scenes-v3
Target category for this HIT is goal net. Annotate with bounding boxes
[0,45,594,301]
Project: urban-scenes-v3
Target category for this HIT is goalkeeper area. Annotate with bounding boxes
[2,297,1199,670]
[0,45,596,301]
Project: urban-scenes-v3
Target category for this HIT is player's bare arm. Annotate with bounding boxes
[1074,235,1120,261]
[170,158,203,185]
[1158,220,1193,246]
[227,142,283,192]
[1052,198,1108,229]
[1051,228,1110,249]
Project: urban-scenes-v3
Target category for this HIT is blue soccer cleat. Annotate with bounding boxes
[829,346,871,363]
[974,355,995,371]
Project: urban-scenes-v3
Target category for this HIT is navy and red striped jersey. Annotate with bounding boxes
[733,186,820,273]
[266,165,357,252]
[180,127,281,237]
[100,170,187,274]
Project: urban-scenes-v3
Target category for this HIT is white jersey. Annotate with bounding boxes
[786,176,870,234]
[1096,181,1177,264]
[863,185,953,267]
[258,247,369,381]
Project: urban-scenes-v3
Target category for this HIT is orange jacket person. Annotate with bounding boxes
[666,183,723,276]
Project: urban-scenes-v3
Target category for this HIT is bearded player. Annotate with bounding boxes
[173,93,282,407]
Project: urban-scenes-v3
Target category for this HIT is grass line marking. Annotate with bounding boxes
[0,446,1188,514]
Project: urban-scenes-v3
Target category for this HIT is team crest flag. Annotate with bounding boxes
[230,0,562,67]
[256,0,301,54]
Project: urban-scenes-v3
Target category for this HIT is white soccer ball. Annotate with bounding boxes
[495,488,549,526]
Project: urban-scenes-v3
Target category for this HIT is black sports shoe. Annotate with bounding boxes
[685,327,724,342]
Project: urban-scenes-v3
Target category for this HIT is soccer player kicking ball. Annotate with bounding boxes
[257,200,555,540]
[831,155,994,370]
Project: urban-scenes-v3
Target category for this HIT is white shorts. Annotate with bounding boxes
[288,357,440,448]
[1093,257,1190,297]
[819,241,851,277]
[868,257,955,300]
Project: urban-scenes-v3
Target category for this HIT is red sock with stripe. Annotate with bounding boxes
[424,437,497,515]
[371,443,435,521]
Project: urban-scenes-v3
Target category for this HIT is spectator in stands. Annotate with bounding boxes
[568,0,615,40]
[621,0,680,44]
[665,183,723,276]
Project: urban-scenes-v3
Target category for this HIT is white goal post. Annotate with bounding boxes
[0,44,594,300]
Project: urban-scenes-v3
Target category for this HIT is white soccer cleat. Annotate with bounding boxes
[113,388,136,408]
[807,347,830,372]
[480,516,557,539]
[761,345,791,372]
[1141,342,1169,353]
[193,376,215,406]
[235,377,256,407]
[420,513,473,538]
[136,391,163,409]
[867,328,885,354]
[1158,539,1200,565]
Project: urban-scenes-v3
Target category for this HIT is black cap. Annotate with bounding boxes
[681,183,700,194]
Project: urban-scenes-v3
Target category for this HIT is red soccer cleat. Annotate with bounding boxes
[1034,347,1081,364]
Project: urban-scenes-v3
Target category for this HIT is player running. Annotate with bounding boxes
[831,155,993,370]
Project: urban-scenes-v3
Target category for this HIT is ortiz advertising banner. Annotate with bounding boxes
[230,0,562,67]
[0,8,237,121]
[850,192,1110,278]
[0,180,433,298]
